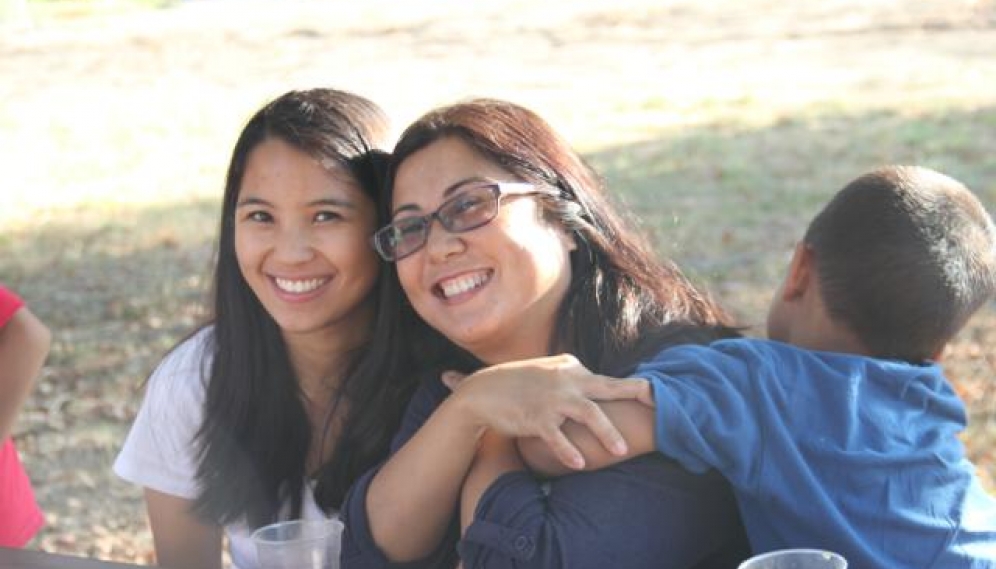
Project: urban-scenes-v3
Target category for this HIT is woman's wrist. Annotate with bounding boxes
[439,386,489,442]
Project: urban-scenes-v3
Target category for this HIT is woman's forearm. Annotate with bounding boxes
[363,361,656,563]
[366,393,485,561]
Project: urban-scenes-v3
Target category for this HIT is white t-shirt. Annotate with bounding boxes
[114,327,335,569]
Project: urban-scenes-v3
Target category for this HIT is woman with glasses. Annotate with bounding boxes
[341,99,750,568]
[114,89,410,569]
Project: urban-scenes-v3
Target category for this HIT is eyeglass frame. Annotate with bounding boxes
[371,181,560,262]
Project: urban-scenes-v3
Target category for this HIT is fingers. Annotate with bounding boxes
[441,370,467,391]
[582,376,655,407]
[564,399,628,457]
[615,378,655,407]
[635,381,655,407]
[540,426,586,470]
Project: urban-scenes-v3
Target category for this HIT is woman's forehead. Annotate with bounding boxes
[392,138,510,205]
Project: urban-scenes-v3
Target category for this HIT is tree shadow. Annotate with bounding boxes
[1,103,994,559]
[586,104,996,325]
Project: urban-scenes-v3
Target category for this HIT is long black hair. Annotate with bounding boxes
[191,88,414,527]
[376,99,739,377]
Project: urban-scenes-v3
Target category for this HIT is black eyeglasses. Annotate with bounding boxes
[372,182,556,262]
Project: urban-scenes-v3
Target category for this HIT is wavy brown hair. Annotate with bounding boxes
[373,99,737,377]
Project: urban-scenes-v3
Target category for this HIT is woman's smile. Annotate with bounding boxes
[392,136,575,363]
[235,137,379,337]
[271,275,332,299]
[435,269,493,301]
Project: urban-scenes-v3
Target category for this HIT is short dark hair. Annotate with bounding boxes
[804,165,996,362]
[378,99,737,375]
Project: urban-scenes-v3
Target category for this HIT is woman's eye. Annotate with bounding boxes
[315,210,343,223]
[246,210,272,223]
[451,194,486,215]
[397,218,426,237]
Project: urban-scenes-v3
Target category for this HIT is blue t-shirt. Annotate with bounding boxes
[340,374,749,569]
[634,338,996,568]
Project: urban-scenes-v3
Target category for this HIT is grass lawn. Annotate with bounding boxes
[2,0,994,562]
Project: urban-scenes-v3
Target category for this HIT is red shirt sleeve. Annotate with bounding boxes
[0,286,44,546]
[0,285,25,327]
[0,438,44,547]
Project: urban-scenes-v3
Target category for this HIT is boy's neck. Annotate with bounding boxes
[788,275,870,357]
[789,324,870,356]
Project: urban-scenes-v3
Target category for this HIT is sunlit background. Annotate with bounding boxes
[2,0,994,563]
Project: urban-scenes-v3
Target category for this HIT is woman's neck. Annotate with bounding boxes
[473,342,551,366]
[282,303,374,394]
[463,321,557,365]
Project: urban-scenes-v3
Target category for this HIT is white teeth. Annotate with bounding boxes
[274,277,327,294]
[440,272,489,299]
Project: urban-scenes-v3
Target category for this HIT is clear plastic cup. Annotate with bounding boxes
[738,548,848,569]
[251,519,343,569]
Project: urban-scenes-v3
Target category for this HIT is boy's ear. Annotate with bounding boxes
[782,243,815,300]
[931,344,947,362]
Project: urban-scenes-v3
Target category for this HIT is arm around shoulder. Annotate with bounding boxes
[340,377,485,567]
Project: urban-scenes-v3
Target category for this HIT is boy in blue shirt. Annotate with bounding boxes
[487,165,996,567]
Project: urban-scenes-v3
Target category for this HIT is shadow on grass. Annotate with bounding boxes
[586,103,996,490]
[2,197,218,394]
[2,103,993,412]
[0,196,219,558]
[0,104,993,559]
[587,104,996,323]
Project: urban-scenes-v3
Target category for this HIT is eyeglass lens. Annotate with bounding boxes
[376,185,501,260]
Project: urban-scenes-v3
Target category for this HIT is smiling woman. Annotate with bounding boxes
[111,89,412,569]
[385,147,576,364]
[234,137,379,341]
[340,99,749,569]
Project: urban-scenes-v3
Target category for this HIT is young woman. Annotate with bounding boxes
[115,89,414,569]
[341,99,750,568]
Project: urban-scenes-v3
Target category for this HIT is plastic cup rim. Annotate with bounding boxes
[739,548,847,567]
[250,519,343,545]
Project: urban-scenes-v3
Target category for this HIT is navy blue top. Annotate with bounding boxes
[636,339,996,568]
[341,374,750,568]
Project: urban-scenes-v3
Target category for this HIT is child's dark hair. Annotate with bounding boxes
[804,165,996,363]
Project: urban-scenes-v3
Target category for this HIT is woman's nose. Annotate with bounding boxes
[272,225,315,264]
[423,222,465,262]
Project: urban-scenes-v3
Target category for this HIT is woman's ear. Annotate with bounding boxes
[562,201,587,252]
[552,204,581,253]
[558,229,579,253]
[563,200,583,221]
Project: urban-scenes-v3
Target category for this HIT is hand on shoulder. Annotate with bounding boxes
[442,354,653,470]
